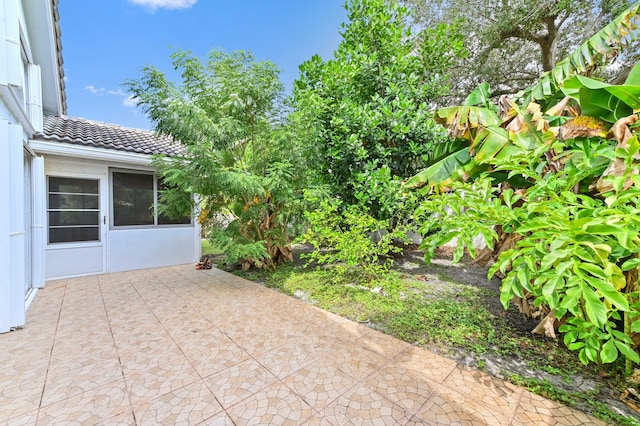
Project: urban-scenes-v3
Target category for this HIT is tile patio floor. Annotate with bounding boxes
[1,265,608,425]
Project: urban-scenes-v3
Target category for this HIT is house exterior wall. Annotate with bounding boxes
[0,0,53,333]
[43,155,200,280]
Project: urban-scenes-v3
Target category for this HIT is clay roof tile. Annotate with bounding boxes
[37,115,184,157]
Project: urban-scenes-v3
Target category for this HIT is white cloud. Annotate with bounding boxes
[84,85,105,95]
[85,85,138,109]
[122,96,139,108]
[128,0,197,11]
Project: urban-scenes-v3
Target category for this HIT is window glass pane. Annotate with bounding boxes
[49,211,99,226]
[157,180,191,225]
[48,193,99,209]
[49,177,98,194]
[113,172,154,226]
[49,227,99,244]
[158,213,191,225]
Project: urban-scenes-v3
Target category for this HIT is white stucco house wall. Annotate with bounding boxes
[0,0,201,333]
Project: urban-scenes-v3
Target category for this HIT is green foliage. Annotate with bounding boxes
[409,6,640,367]
[385,289,496,348]
[291,0,465,216]
[126,49,307,270]
[414,177,504,264]
[208,227,271,268]
[402,0,638,101]
[521,4,640,108]
[300,197,409,283]
[201,239,222,256]
[416,144,640,366]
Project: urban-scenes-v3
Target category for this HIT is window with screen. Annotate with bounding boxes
[111,170,191,227]
[112,171,154,226]
[48,177,100,243]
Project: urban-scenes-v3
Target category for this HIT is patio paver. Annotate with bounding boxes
[0,265,609,425]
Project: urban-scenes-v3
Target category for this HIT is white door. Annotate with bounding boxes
[45,175,106,279]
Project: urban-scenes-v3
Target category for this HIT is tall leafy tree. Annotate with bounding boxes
[401,0,636,101]
[126,50,307,270]
[291,0,465,217]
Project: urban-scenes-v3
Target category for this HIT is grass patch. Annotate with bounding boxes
[507,374,639,426]
[262,264,545,361]
[201,239,222,256]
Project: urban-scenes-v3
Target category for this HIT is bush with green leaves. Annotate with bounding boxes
[416,169,640,367]
[290,0,465,218]
[300,197,409,283]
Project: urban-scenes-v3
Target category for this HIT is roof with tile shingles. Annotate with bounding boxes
[37,115,184,156]
[52,0,67,114]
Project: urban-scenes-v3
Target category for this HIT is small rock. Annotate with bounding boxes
[294,289,309,301]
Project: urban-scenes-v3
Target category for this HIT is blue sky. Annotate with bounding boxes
[59,0,347,130]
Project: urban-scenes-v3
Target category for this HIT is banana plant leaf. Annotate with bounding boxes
[434,106,501,140]
[472,127,509,161]
[562,75,640,123]
[404,146,471,189]
[464,82,497,111]
[519,3,640,108]
[624,62,640,85]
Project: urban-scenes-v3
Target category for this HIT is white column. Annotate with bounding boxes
[32,155,45,288]
[9,123,25,328]
[0,120,11,333]
[28,64,42,133]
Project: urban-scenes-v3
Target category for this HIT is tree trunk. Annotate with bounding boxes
[540,16,558,71]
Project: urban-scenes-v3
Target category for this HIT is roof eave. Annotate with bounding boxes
[29,139,155,166]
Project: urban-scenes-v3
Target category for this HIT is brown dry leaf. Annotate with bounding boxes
[474,247,494,267]
[505,112,526,133]
[513,296,532,318]
[557,115,608,141]
[526,102,549,132]
[594,158,640,193]
[610,114,639,148]
[629,369,640,385]
[594,114,640,193]
[621,388,640,413]
[498,95,515,121]
[545,96,573,117]
[531,310,557,338]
